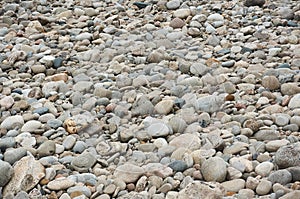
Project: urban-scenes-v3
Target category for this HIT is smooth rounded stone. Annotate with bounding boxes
[201,157,227,182]
[262,76,280,91]
[255,162,274,177]
[222,60,235,68]
[273,113,290,127]
[0,160,13,187]
[281,83,300,95]
[72,141,87,153]
[254,129,280,141]
[265,139,290,152]
[288,167,300,181]
[0,96,14,109]
[237,189,255,199]
[279,191,300,199]
[173,9,191,19]
[274,144,300,169]
[1,115,24,130]
[3,156,45,196]
[63,135,77,150]
[114,163,145,183]
[21,120,42,132]
[71,152,96,172]
[96,194,110,199]
[147,122,171,137]
[166,0,180,9]
[190,62,207,76]
[132,95,154,116]
[256,179,272,195]
[207,13,224,22]
[288,94,300,109]
[4,147,27,165]
[47,119,63,129]
[37,140,56,158]
[0,137,16,151]
[32,107,49,115]
[268,169,292,185]
[169,18,185,29]
[244,0,265,7]
[39,113,56,123]
[104,183,117,194]
[75,32,93,41]
[169,133,201,150]
[177,181,225,199]
[290,115,300,127]
[67,185,91,197]
[158,183,173,193]
[169,116,187,134]
[154,100,174,115]
[31,64,46,74]
[47,177,75,191]
[168,160,188,172]
[53,57,63,69]
[221,179,245,193]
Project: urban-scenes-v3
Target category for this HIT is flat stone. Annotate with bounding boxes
[173,9,191,19]
[47,177,75,191]
[4,147,27,165]
[221,179,245,193]
[1,115,24,130]
[71,152,96,172]
[3,156,45,197]
[21,120,42,132]
[169,133,201,150]
[114,163,145,183]
[37,140,56,158]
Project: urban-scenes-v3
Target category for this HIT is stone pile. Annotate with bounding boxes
[0,0,299,198]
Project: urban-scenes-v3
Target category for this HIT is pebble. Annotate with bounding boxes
[114,163,145,183]
[268,169,292,185]
[71,152,97,172]
[1,115,24,130]
[256,179,272,195]
[274,144,300,169]
[0,160,13,187]
[21,120,42,132]
[221,179,245,193]
[255,162,274,177]
[201,157,227,182]
[47,178,75,191]
[4,147,27,165]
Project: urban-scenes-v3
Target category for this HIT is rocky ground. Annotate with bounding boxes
[0,0,299,198]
